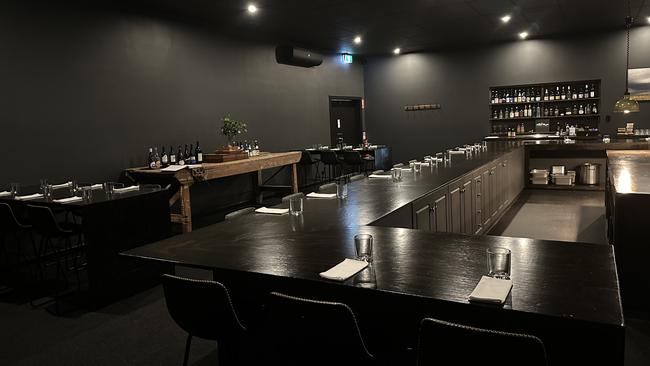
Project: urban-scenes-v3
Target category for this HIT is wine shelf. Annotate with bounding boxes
[490,97,600,107]
[490,114,600,122]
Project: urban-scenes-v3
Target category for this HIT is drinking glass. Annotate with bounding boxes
[353,264,376,289]
[413,162,422,174]
[487,247,511,279]
[391,168,402,182]
[80,186,93,203]
[289,197,303,216]
[336,182,348,199]
[69,180,78,196]
[354,234,373,262]
[43,184,53,201]
[39,179,48,194]
[10,183,20,197]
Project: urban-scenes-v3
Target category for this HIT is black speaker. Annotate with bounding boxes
[275,45,323,67]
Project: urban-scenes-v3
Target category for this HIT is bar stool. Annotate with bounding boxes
[298,150,321,186]
[319,150,343,181]
[416,318,547,366]
[27,205,85,306]
[343,151,372,175]
[0,203,36,283]
[258,292,376,366]
[162,274,248,366]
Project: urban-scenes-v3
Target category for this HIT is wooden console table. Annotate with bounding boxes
[126,151,301,233]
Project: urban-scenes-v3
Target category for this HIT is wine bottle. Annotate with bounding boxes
[579,105,584,115]
[590,84,596,98]
[178,145,185,165]
[153,147,161,169]
[195,141,203,163]
[169,145,177,164]
[148,148,155,169]
[161,146,168,167]
[184,144,190,162]
[188,144,195,164]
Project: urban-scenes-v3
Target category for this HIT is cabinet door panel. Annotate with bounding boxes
[414,203,432,231]
[449,185,462,234]
[473,175,483,235]
[461,179,473,235]
[433,194,448,233]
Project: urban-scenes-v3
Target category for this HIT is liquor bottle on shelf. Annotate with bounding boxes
[592,104,598,114]
[536,105,541,117]
[153,147,161,169]
[543,106,549,116]
[578,86,584,99]
[579,105,585,115]
[161,146,168,167]
[567,85,572,99]
[544,88,549,101]
[177,145,185,165]
[169,145,177,165]
[571,86,577,100]
[561,86,567,100]
[555,86,561,100]
[493,110,498,119]
[148,148,155,169]
[590,84,596,98]
[536,88,541,102]
[585,103,591,114]
[554,106,560,116]
[572,105,578,115]
[498,109,503,119]
[188,144,196,164]
[195,141,203,163]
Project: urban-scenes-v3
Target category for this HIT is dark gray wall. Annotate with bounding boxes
[0,3,364,185]
[364,28,650,164]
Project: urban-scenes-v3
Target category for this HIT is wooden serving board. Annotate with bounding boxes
[203,152,249,163]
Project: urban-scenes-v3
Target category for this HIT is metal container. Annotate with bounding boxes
[578,163,600,185]
[551,165,565,175]
[552,174,573,186]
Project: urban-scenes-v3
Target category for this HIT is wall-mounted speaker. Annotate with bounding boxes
[275,45,323,67]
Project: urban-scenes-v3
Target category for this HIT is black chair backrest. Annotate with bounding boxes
[0,203,29,233]
[161,274,246,342]
[417,318,547,366]
[349,174,366,182]
[298,150,316,165]
[225,207,255,221]
[281,192,305,202]
[318,182,337,192]
[343,151,364,165]
[27,205,68,237]
[260,292,374,366]
[393,163,404,168]
[320,150,341,165]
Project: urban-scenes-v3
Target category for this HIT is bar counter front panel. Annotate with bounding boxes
[125,141,625,365]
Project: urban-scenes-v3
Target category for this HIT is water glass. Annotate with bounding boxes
[69,180,78,195]
[354,234,373,262]
[80,186,93,203]
[487,247,511,279]
[39,179,48,193]
[289,197,303,216]
[413,162,422,174]
[353,264,376,289]
[43,184,53,201]
[10,182,20,197]
[391,168,402,182]
[336,182,348,199]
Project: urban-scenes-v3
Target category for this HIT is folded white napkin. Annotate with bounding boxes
[400,167,413,172]
[15,193,44,201]
[468,276,512,304]
[368,174,392,179]
[320,259,369,281]
[161,165,187,172]
[51,182,72,190]
[113,185,140,194]
[306,192,337,198]
[255,207,289,215]
[0,191,11,198]
[91,184,103,190]
[54,196,83,204]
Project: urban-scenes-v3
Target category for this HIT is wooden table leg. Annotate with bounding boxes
[255,170,264,203]
[179,184,192,233]
[291,163,299,193]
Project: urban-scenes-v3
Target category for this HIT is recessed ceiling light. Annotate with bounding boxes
[519,31,529,40]
[501,15,511,23]
[393,48,401,55]
[354,36,362,45]
[247,4,258,14]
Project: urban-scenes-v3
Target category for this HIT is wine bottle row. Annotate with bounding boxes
[147,141,203,169]
[491,83,597,104]
[492,121,600,136]
[492,103,598,120]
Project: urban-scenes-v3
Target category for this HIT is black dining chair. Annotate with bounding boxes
[349,173,366,182]
[319,150,343,181]
[224,207,255,221]
[298,150,321,186]
[161,274,248,366]
[257,292,376,366]
[281,192,305,202]
[343,151,369,174]
[416,318,547,366]
[0,203,36,280]
[318,182,337,192]
[393,163,404,168]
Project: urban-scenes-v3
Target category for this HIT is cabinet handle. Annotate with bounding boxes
[460,188,466,193]
[477,179,482,183]
[477,210,482,214]
[478,224,483,228]
[477,193,481,197]
[502,163,507,167]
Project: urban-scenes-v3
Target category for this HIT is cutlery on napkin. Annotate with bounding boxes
[368,174,392,179]
[14,193,44,201]
[54,196,83,204]
[306,192,337,198]
[468,276,512,304]
[319,259,369,281]
[113,186,140,194]
[90,184,103,190]
[254,207,289,215]
[0,191,12,198]
[51,182,73,190]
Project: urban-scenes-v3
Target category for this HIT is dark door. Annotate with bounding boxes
[329,98,362,147]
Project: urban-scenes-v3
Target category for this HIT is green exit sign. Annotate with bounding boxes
[341,53,353,64]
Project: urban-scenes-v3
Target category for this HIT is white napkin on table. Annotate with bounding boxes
[14,193,44,201]
[320,259,369,281]
[161,165,187,172]
[113,185,140,194]
[51,182,72,190]
[255,207,289,215]
[368,174,392,179]
[468,276,512,304]
[54,196,83,204]
[0,191,11,198]
[306,192,337,199]
[90,184,103,190]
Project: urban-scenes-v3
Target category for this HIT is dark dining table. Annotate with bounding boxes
[1,185,172,304]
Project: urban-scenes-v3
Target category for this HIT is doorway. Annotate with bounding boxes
[329,97,362,147]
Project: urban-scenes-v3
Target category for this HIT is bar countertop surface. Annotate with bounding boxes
[607,150,650,195]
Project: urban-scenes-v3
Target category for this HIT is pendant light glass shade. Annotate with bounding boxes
[614,92,640,113]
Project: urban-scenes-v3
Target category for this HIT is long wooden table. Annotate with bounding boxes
[125,152,301,233]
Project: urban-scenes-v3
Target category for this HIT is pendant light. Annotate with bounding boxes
[614,3,640,113]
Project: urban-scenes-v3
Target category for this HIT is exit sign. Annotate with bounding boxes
[341,53,353,64]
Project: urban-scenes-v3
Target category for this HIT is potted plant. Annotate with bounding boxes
[220,115,247,151]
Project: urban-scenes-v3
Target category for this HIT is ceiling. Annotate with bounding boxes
[114,0,650,55]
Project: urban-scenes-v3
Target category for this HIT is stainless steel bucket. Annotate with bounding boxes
[578,163,600,185]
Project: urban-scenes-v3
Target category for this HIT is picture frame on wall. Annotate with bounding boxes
[628,67,650,101]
